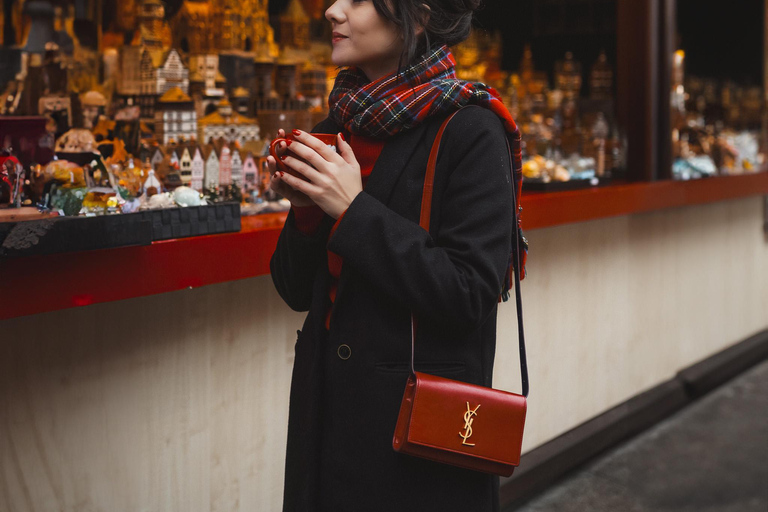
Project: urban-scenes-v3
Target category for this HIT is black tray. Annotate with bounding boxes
[136,202,241,241]
[0,214,152,259]
[0,202,241,259]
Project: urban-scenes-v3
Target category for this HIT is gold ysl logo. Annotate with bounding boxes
[459,402,481,446]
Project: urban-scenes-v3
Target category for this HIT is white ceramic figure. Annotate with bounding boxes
[173,186,205,207]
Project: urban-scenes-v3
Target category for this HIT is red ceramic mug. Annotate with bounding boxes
[269,132,339,179]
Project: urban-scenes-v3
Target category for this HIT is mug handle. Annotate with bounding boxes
[269,138,288,172]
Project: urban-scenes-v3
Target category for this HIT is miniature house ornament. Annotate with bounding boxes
[143,169,162,195]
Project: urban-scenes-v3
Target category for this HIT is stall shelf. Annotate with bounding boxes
[1,172,766,321]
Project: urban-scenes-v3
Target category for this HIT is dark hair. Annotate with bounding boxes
[371,0,484,67]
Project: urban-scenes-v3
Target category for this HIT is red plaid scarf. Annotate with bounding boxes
[328,45,523,211]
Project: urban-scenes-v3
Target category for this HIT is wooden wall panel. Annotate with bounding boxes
[0,276,305,511]
[495,196,768,451]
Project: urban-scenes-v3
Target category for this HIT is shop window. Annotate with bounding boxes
[671,0,765,179]
[471,0,624,190]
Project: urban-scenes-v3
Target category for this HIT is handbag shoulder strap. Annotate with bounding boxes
[411,107,529,398]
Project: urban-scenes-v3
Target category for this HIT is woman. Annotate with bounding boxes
[268,0,522,510]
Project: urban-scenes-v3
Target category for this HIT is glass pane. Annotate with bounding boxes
[468,0,625,191]
[671,0,765,179]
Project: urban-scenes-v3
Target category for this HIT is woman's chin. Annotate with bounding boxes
[330,51,354,68]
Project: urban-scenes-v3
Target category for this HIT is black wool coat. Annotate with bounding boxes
[270,106,514,512]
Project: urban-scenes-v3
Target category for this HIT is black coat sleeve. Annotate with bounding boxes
[327,108,514,330]
[270,210,334,311]
[269,118,340,312]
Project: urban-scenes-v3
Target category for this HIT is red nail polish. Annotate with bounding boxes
[292,129,301,136]
[279,171,285,177]
[285,139,292,146]
[339,132,346,142]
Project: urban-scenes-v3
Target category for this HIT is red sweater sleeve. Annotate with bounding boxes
[292,205,325,235]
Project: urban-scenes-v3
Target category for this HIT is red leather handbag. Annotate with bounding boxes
[392,110,530,478]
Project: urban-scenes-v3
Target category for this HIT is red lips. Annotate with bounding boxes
[332,32,348,43]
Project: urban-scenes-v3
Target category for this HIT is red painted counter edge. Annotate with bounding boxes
[0,213,288,321]
[2,172,766,321]
[522,172,768,230]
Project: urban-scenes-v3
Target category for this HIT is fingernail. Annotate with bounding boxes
[279,171,285,178]
[292,129,301,136]
[339,132,346,142]
[280,154,287,160]
[284,139,292,147]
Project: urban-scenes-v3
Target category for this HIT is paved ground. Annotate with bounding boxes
[506,359,768,512]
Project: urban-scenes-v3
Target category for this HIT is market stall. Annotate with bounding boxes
[1,0,766,510]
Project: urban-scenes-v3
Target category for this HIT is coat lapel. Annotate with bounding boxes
[363,123,429,205]
[333,123,429,314]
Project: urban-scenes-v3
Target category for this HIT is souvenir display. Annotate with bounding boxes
[1,0,763,225]
[507,48,625,189]
[0,152,24,207]
[452,27,629,190]
[2,0,627,205]
[670,49,765,179]
[0,0,330,220]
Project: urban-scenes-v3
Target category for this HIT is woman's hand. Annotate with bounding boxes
[276,130,362,219]
[267,129,316,208]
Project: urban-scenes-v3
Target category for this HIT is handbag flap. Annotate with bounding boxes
[407,372,527,466]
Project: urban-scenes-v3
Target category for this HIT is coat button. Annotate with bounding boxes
[337,344,351,360]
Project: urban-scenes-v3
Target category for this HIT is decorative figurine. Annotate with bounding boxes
[242,152,258,193]
[177,145,193,185]
[0,151,23,206]
[198,98,260,145]
[218,140,232,187]
[190,146,205,191]
[591,113,610,177]
[280,0,311,50]
[230,145,244,186]
[203,144,220,191]
[142,168,162,197]
[555,52,582,100]
[589,50,613,101]
[81,91,108,130]
[173,186,206,207]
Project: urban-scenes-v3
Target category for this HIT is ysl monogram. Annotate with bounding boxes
[459,402,481,446]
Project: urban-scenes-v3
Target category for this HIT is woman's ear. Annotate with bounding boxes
[415,3,431,36]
